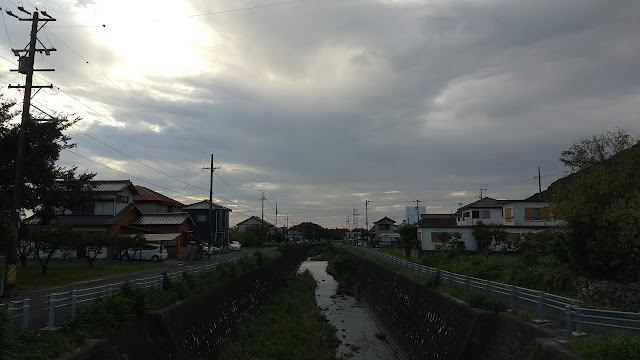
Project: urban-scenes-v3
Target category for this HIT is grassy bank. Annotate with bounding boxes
[2,251,280,360]
[14,259,166,293]
[217,269,338,360]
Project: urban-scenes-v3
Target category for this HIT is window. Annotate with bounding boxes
[116,195,129,203]
[94,200,114,215]
[196,214,207,222]
[472,211,479,218]
[431,232,443,243]
[378,224,391,231]
[533,208,541,221]
[505,208,513,222]
[482,210,490,219]
[525,207,543,221]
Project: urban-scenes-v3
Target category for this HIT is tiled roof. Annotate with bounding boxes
[373,216,396,224]
[130,212,194,226]
[183,200,231,211]
[89,180,139,195]
[457,197,507,211]
[236,216,273,227]
[417,214,457,228]
[134,186,184,206]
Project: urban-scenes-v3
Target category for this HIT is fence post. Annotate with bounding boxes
[22,299,30,332]
[464,276,469,290]
[448,273,452,286]
[537,291,544,322]
[565,306,573,341]
[7,301,14,337]
[159,275,164,290]
[107,284,113,299]
[71,290,78,320]
[48,294,56,329]
[485,280,489,295]
[574,300,583,335]
[509,285,515,310]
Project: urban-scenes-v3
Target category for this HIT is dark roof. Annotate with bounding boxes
[183,200,231,211]
[457,197,507,212]
[130,212,194,226]
[89,180,139,195]
[236,216,273,227]
[48,203,140,227]
[134,186,184,206]
[373,216,396,224]
[417,214,457,228]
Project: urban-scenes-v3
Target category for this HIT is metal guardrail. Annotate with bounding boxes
[2,249,270,335]
[353,247,640,340]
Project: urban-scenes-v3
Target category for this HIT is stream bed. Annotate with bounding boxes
[299,260,398,360]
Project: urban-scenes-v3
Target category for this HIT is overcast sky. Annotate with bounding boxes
[1,0,639,228]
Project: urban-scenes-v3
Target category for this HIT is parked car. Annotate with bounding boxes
[228,241,242,251]
[201,244,220,255]
[120,243,168,262]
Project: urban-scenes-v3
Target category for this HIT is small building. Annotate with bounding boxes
[235,216,274,233]
[183,200,232,245]
[373,216,397,243]
[127,213,195,259]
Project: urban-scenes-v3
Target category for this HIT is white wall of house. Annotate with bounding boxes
[456,208,503,226]
[419,226,553,251]
[503,201,561,227]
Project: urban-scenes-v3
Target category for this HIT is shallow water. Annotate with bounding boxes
[299,261,398,360]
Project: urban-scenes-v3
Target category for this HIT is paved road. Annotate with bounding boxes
[6,249,272,331]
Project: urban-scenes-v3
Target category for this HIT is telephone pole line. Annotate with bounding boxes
[364,200,370,244]
[203,154,220,249]
[4,9,56,296]
[534,166,545,200]
[261,192,266,243]
[415,200,422,224]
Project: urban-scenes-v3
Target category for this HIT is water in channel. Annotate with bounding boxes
[299,260,398,360]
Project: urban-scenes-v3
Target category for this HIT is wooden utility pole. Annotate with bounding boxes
[203,154,219,251]
[364,200,370,244]
[4,10,56,296]
[261,192,265,243]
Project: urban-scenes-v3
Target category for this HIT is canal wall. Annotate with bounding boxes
[61,247,310,360]
[354,255,577,360]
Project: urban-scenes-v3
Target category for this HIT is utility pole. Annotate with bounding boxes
[415,200,422,224]
[275,203,278,240]
[261,192,265,243]
[364,200,370,244]
[203,155,220,252]
[534,166,545,200]
[4,9,56,296]
[286,214,288,243]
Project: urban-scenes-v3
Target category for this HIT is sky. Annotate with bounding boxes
[0,0,638,228]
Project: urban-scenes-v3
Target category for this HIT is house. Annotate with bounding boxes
[373,216,397,243]
[125,212,195,259]
[133,185,184,213]
[419,194,561,251]
[235,216,274,233]
[183,200,232,245]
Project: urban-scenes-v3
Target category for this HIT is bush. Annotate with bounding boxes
[508,265,573,293]
[326,255,359,290]
[424,270,441,288]
[567,333,640,360]
[439,285,509,312]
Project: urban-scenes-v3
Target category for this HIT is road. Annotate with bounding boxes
[7,249,272,331]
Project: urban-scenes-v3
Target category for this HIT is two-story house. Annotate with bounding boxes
[418,194,561,251]
[133,185,184,213]
[183,200,232,245]
[234,216,274,233]
[373,216,399,247]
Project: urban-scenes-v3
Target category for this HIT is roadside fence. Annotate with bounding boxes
[353,246,640,340]
[2,249,270,335]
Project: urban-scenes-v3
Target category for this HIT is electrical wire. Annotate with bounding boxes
[1,5,13,49]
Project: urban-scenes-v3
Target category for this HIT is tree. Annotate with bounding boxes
[436,231,465,253]
[559,127,637,172]
[472,222,493,261]
[78,232,119,268]
[0,94,95,228]
[551,139,640,281]
[29,224,78,274]
[398,223,419,257]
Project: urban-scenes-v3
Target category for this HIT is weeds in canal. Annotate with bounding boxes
[375,331,387,340]
[217,270,339,360]
[326,255,360,291]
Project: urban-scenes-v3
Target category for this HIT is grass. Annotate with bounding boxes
[4,251,281,360]
[438,285,509,312]
[567,333,640,360]
[217,270,339,360]
[375,331,387,340]
[13,259,166,294]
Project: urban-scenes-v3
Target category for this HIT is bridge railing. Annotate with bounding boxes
[352,246,640,340]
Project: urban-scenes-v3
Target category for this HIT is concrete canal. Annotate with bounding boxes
[299,260,399,360]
